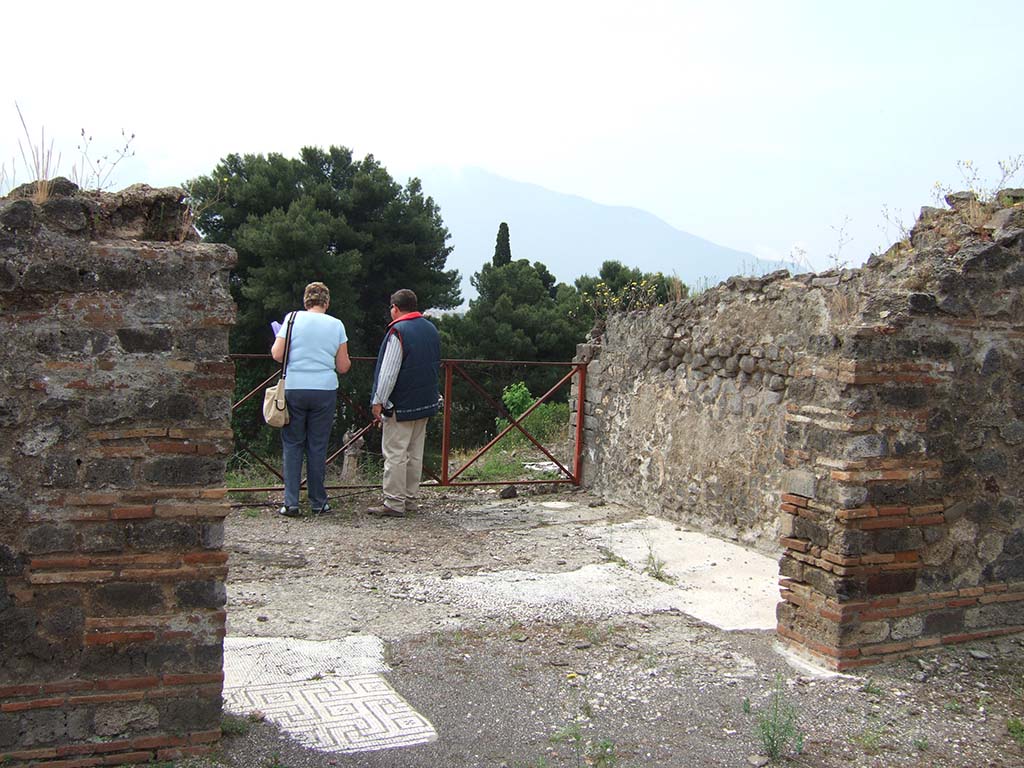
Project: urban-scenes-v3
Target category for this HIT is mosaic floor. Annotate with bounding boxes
[223,636,437,754]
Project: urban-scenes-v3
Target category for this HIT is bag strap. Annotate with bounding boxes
[280,311,297,381]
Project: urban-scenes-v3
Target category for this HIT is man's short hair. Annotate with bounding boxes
[304,282,330,309]
[390,289,418,312]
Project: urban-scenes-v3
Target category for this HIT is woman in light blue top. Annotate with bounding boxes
[271,282,351,517]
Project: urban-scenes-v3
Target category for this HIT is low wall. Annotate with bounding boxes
[576,191,1024,668]
[574,269,829,552]
[0,180,236,765]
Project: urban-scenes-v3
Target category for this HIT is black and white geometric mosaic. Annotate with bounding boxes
[223,636,437,753]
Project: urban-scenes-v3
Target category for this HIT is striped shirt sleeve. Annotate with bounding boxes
[371,333,403,406]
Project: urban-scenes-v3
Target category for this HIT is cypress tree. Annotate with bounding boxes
[493,221,512,266]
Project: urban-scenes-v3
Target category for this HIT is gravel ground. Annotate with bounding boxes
[165,486,1024,768]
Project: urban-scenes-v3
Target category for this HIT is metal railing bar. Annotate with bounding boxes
[447,363,578,482]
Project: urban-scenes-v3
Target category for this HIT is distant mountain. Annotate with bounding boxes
[412,167,782,304]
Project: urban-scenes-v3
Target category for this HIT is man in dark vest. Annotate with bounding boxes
[367,289,442,517]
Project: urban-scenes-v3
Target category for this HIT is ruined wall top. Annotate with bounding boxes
[1,177,198,247]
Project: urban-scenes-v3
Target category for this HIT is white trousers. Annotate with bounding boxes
[381,416,428,511]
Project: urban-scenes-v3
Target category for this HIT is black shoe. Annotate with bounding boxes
[278,505,300,518]
[312,503,331,516]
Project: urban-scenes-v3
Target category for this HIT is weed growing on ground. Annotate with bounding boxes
[944,697,963,714]
[524,681,619,768]
[221,712,252,737]
[641,530,674,584]
[566,621,613,646]
[589,738,618,767]
[752,676,803,762]
[583,624,614,646]
[598,546,629,567]
[742,697,752,714]
[859,678,884,696]
[913,735,930,752]
[644,548,674,583]
[550,720,585,765]
[549,720,618,768]
[852,724,884,755]
[1008,717,1024,746]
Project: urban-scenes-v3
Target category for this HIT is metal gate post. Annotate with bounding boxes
[573,363,586,485]
[441,361,453,486]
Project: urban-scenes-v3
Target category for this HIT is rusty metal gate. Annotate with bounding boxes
[227,355,586,494]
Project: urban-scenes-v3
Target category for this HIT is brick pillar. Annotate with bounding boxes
[777,223,1024,668]
[0,182,236,765]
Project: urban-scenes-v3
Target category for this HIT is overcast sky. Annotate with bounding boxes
[3,0,1022,272]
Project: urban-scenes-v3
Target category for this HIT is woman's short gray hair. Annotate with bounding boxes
[304,282,330,309]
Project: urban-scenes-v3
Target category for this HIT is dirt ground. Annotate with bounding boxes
[174,486,1024,768]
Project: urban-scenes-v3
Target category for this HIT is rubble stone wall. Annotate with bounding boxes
[0,180,236,766]
[575,191,1024,668]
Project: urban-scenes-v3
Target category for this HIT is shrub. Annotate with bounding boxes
[494,382,569,447]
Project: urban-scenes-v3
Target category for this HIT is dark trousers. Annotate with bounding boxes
[281,389,337,508]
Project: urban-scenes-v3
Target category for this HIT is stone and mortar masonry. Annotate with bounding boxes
[0,180,236,766]
[575,189,1024,669]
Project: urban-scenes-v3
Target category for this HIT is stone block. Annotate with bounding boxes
[80,644,148,678]
[141,456,223,486]
[873,527,924,553]
[128,519,200,551]
[95,702,160,737]
[779,554,803,580]
[117,328,173,353]
[966,600,1024,629]
[146,642,192,672]
[877,386,928,408]
[80,522,128,553]
[843,434,888,459]
[22,523,75,554]
[782,469,817,499]
[0,543,26,576]
[44,454,80,488]
[922,608,964,636]
[195,642,225,672]
[831,529,869,556]
[175,580,227,609]
[841,619,890,645]
[890,615,924,641]
[0,712,19,747]
[20,709,64,747]
[94,582,166,615]
[866,571,917,595]
[83,458,134,488]
[990,530,1024,580]
[42,605,84,638]
[793,517,829,547]
[158,696,222,732]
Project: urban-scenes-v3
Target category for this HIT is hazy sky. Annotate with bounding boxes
[3,0,1022,271]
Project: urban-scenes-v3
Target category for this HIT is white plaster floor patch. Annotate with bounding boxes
[597,516,780,631]
[390,516,778,631]
[223,636,437,754]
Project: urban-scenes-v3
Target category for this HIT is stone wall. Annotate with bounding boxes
[574,270,827,551]
[0,180,236,766]
[576,190,1024,668]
